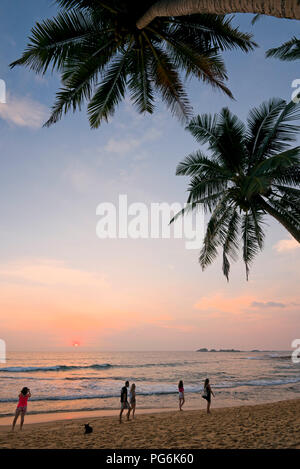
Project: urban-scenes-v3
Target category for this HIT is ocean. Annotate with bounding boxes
[0,351,299,418]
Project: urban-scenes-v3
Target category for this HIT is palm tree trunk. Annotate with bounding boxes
[259,197,300,243]
[137,0,300,29]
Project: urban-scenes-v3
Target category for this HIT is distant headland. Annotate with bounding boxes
[196,348,275,352]
[196,348,242,352]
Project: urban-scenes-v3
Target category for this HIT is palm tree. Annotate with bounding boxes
[172,98,300,280]
[136,0,300,29]
[10,0,256,128]
[266,36,300,61]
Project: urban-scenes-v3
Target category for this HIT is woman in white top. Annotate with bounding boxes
[127,383,136,420]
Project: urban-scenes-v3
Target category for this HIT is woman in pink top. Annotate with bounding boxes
[178,380,185,411]
[12,387,31,431]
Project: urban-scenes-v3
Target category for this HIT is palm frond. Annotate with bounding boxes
[271,165,300,187]
[144,34,192,123]
[87,47,132,128]
[266,37,300,61]
[175,150,232,178]
[251,14,262,25]
[241,210,263,280]
[10,10,100,74]
[246,98,286,158]
[56,0,119,15]
[250,208,265,250]
[187,113,220,146]
[187,175,229,203]
[256,99,300,159]
[214,107,247,171]
[253,147,300,176]
[44,38,115,126]
[222,209,240,280]
[148,26,233,98]
[273,185,300,201]
[199,195,232,271]
[267,197,300,230]
[170,14,257,52]
[127,42,155,114]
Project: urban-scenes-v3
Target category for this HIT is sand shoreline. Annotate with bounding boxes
[0,399,299,449]
[0,397,291,427]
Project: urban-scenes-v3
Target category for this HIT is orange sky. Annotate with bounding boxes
[1,237,299,351]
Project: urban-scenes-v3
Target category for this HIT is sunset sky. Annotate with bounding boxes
[0,1,299,351]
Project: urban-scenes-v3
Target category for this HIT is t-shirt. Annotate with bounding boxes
[120,386,127,403]
[17,394,29,408]
[179,387,184,393]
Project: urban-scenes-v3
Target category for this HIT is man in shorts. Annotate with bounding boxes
[119,380,130,423]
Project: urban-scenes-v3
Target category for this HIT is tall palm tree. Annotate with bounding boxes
[266,36,300,61]
[136,0,300,29]
[10,0,256,128]
[172,98,300,280]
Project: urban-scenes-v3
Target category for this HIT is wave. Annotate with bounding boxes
[0,389,181,403]
[214,376,300,389]
[0,364,112,373]
[0,361,190,373]
[0,375,55,380]
[1,375,300,404]
[243,354,292,361]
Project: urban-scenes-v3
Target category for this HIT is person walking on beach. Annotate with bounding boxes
[178,380,185,411]
[128,383,136,420]
[12,387,31,431]
[119,380,130,423]
[202,378,215,414]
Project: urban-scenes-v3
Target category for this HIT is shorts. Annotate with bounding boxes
[16,406,27,414]
[120,401,130,410]
[202,395,211,403]
[179,392,184,399]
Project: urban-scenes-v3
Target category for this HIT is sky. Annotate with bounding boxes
[0,1,299,351]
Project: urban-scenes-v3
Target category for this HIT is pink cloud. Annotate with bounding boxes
[273,238,300,253]
[0,93,47,128]
[194,292,254,314]
[193,291,299,318]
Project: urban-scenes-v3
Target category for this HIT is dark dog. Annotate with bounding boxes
[84,423,93,434]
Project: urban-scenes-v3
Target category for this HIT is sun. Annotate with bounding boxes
[72,341,80,348]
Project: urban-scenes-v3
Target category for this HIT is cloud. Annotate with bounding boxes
[273,238,300,253]
[63,163,96,193]
[194,292,297,317]
[251,301,286,308]
[105,136,140,154]
[104,127,162,156]
[0,258,109,288]
[194,292,254,314]
[0,93,47,128]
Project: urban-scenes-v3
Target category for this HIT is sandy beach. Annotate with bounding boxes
[0,399,299,449]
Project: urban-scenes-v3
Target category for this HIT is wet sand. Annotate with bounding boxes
[0,399,299,449]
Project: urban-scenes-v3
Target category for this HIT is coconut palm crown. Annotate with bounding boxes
[10,0,256,128]
[173,98,300,280]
